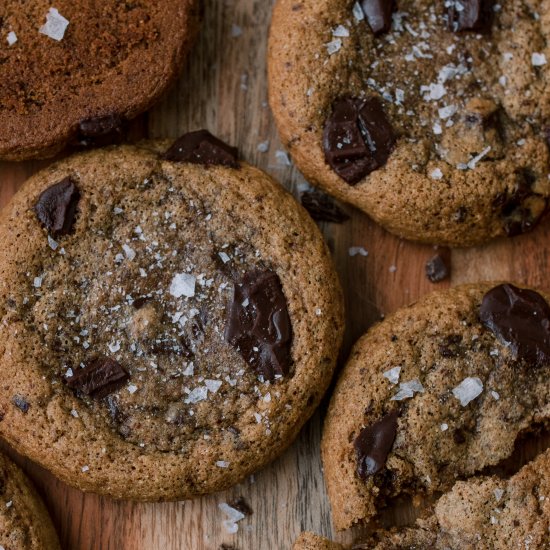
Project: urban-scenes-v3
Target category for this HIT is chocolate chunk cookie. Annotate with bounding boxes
[0,451,60,549]
[294,448,550,549]
[268,0,550,246]
[321,283,549,530]
[0,134,344,500]
[0,1,200,160]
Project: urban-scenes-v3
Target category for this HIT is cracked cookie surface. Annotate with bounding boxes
[269,0,550,246]
[0,140,344,500]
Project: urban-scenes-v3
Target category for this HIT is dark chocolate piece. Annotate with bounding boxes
[163,130,239,168]
[300,190,350,223]
[354,410,398,480]
[225,269,292,381]
[323,97,396,185]
[480,284,550,367]
[76,114,125,148]
[360,0,395,35]
[34,177,80,236]
[67,358,130,399]
[12,395,29,413]
[425,253,450,283]
[448,0,494,32]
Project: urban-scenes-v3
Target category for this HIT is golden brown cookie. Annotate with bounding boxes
[0,451,60,550]
[0,132,344,500]
[0,1,200,161]
[268,0,550,246]
[322,283,549,530]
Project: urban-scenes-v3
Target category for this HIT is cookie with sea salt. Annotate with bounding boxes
[0,131,344,500]
[0,451,60,549]
[0,1,199,161]
[321,283,550,530]
[268,0,550,246]
[295,448,550,549]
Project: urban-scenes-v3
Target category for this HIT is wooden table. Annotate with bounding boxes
[1,1,548,548]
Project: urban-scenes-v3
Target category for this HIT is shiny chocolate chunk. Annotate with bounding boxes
[163,130,239,168]
[67,358,130,399]
[76,114,125,147]
[323,97,396,185]
[480,284,550,366]
[300,190,350,223]
[360,0,395,35]
[354,410,398,480]
[225,269,292,381]
[34,177,80,236]
[425,252,450,283]
[448,0,493,32]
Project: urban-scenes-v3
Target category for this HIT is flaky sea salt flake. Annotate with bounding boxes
[333,25,349,38]
[326,38,342,55]
[219,502,245,534]
[205,379,222,393]
[352,2,365,21]
[39,8,69,41]
[383,366,401,385]
[184,386,208,404]
[169,273,196,298]
[452,376,483,406]
[532,53,547,66]
[391,379,424,401]
[494,488,505,502]
[349,246,368,257]
[7,31,17,46]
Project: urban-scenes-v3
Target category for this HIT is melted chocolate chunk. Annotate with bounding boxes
[12,395,29,413]
[360,0,395,35]
[448,0,493,32]
[163,130,239,168]
[67,358,130,399]
[323,97,396,185]
[225,269,292,381]
[354,410,398,480]
[425,252,450,283]
[480,284,550,366]
[300,190,350,223]
[76,114,125,148]
[34,177,80,236]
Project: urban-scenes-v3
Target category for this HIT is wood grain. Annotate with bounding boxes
[0,0,548,548]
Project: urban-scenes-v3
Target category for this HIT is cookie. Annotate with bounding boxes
[0,132,344,500]
[294,449,550,549]
[0,1,200,161]
[268,0,550,246]
[0,451,60,549]
[321,283,550,530]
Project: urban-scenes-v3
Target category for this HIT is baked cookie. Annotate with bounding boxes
[0,132,344,500]
[0,1,199,161]
[295,448,550,549]
[268,0,550,246]
[0,451,60,549]
[322,283,550,530]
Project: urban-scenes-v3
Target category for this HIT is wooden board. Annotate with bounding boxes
[0,1,548,548]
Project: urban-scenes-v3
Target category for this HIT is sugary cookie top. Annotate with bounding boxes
[0,138,343,499]
[269,0,550,245]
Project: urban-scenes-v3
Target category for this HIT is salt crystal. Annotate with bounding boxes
[499,75,507,87]
[391,379,424,401]
[467,146,491,170]
[65,368,74,378]
[532,53,547,66]
[382,366,401,385]
[139,268,147,278]
[263,392,271,403]
[48,235,59,250]
[122,244,136,260]
[81,465,89,472]
[113,207,123,214]
[333,25,349,38]
[5,501,12,508]
[349,246,368,257]
[430,168,443,180]
[253,412,262,423]
[39,8,69,41]
[494,488,504,502]
[231,24,242,38]
[433,123,443,135]
[7,31,17,46]
[438,105,457,120]
[108,341,121,353]
[440,423,449,431]
[169,273,196,298]
[452,377,483,406]
[216,460,230,468]
[182,363,194,376]
[275,150,291,166]
[257,140,270,153]
[184,386,208,404]
[326,39,342,55]
[491,390,500,400]
[71,409,79,418]
[127,384,138,394]
[389,265,397,273]
[503,52,513,62]
[205,379,222,393]
[219,502,245,534]
[352,2,364,20]
[33,276,43,288]
[218,251,230,264]
[427,83,446,100]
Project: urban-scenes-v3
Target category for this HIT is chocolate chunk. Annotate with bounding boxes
[354,410,398,480]
[495,169,547,237]
[225,269,292,381]
[76,114,125,148]
[34,177,80,236]
[480,284,550,367]
[448,0,493,32]
[67,358,130,399]
[163,130,239,168]
[425,252,450,283]
[12,395,29,413]
[360,0,395,35]
[323,97,396,185]
[300,190,350,223]
[228,497,253,517]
